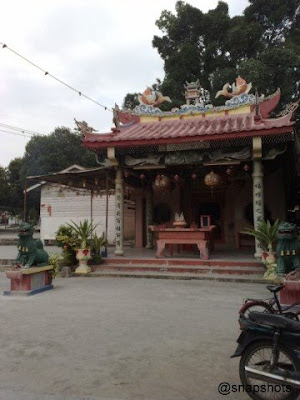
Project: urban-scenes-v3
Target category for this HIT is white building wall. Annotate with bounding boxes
[40,185,135,244]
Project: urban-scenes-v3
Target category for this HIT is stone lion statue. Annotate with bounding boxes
[14,222,49,268]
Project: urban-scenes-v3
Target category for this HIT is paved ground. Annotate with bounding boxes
[0,273,269,400]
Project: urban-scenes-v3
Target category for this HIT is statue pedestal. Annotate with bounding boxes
[279,281,300,305]
[4,265,53,296]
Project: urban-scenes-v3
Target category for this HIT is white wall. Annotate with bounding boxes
[40,185,135,244]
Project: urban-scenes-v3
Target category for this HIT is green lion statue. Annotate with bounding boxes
[14,222,49,268]
[276,222,300,276]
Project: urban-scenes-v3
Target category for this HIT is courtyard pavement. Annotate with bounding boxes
[0,274,269,400]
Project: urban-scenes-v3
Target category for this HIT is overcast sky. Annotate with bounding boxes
[0,0,249,167]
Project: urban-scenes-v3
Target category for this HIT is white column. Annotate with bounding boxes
[114,168,124,256]
[252,159,264,258]
[145,189,153,249]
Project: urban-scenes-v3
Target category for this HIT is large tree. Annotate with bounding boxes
[124,0,300,109]
[6,157,24,213]
[0,126,97,215]
[22,126,97,179]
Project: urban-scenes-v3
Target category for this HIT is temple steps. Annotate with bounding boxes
[0,258,266,283]
[90,260,265,283]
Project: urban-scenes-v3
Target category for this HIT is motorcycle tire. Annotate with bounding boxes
[240,301,275,318]
[239,340,300,400]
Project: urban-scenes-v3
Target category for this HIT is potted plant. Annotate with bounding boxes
[90,232,108,265]
[242,219,279,261]
[55,224,80,267]
[67,220,97,274]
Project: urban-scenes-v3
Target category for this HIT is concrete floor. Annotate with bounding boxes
[0,273,269,400]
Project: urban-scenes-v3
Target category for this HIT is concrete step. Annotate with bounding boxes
[92,264,264,276]
[102,258,262,268]
[89,270,265,283]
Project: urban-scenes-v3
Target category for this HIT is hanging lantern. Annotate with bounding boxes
[152,174,170,192]
[243,164,250,172]
[174,174,180,182]
[191,172,197,180]
[204,171,221,187]
[94,178,99,185]
[140,173,145,181]
[226,168,232,175]
[124,170,130,178]
[82,179,86,188]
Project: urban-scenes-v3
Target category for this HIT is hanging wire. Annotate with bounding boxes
[0,128,32,138]
[0,122,44,136]
[0,42,113,112]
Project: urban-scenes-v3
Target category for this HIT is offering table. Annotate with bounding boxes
[149,226,215,259]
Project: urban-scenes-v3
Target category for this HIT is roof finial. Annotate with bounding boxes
[113,104,120,130]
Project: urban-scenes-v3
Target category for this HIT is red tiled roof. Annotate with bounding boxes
[83,110,295,149]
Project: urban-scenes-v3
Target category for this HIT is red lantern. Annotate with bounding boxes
[140,173,145,180]
[191,172,197,180]
[152,174,170,192]
[124,170,130,178]
[204,171,221,187]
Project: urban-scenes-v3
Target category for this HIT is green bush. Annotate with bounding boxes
[90,232,107,264]
[55,224,80,266]
[242,220,279,252]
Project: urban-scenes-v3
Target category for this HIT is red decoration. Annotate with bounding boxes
[124,170,130,178]
[140,173,145,180]
[191,172,197,180]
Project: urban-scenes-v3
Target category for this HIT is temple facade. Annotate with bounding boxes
[81,78,298,258]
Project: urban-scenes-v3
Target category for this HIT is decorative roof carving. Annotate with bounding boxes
[138,87,172,106]
[215,76,252,98]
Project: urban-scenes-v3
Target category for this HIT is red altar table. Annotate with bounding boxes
[149,226,215,259]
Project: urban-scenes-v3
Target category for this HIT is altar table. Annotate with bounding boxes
[149,226,215,259]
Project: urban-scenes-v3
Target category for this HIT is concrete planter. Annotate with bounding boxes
[75,249,91,274]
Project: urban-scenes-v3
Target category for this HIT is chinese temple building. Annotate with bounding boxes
[81,77,298,259]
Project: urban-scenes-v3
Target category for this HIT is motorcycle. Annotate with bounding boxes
[231,311,300,400]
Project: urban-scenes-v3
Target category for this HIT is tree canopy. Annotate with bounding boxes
[124,0,300,109]
[0,125,97,216]
[21,126,97,178]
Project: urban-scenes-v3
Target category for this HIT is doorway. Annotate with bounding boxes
[197,202,223,241]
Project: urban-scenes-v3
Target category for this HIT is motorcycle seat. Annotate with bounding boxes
[266,285,284,294]
[249,312,300,332]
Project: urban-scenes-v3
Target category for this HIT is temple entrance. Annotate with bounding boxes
[197,202,222,241]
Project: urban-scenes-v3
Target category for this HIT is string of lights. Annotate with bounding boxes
[0,42,113,112]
